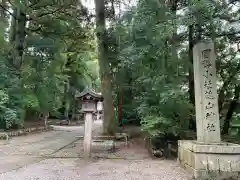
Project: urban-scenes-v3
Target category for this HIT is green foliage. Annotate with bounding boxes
[108,0,194,136]
[232,113,240,124]
[109,0,240,137]
[0,0,99,129]
[0,90,18,129]
[139,89,193,136]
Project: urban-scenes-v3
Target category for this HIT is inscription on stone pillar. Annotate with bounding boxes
[193,41,221,143]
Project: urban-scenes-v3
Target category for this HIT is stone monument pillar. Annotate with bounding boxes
[178,40,240,180]
[193,41,221,143]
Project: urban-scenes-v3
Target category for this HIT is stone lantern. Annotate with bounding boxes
[75,88,103,158]
[76,88,103,113]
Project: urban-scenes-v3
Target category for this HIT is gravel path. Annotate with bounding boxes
[0,122,102,173]
[0,158,191,180]
[0,121,192,180]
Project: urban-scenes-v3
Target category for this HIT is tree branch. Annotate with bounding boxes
[218,62,240,112]
[0,3,16,19]
[221,85,240,135]
[27,6,65,21]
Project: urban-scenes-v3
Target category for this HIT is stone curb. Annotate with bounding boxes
[0,126,52,140]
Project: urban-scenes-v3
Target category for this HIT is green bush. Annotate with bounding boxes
[0,90,20,129]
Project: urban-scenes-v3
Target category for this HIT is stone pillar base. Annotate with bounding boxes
[178,140,240,180]
[91,140,115,153]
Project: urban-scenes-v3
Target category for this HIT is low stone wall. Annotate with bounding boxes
[178,140,240,180]
[0,126,52,140]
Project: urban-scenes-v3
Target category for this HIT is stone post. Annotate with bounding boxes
[193,40,221,143]
[84,112,93,158]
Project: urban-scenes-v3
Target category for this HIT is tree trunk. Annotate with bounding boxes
[64,80,70,124]
[8,5,26,77]
[170,0,178,76]
[188,25,195,105]
[187,24,196,132]
[71,105,76,121]
[117,91,123,125]
[94,0,115,135]
[0,0,7,43]
[14,7,27,70]
[221,85,240,135]
[9,7,17,43]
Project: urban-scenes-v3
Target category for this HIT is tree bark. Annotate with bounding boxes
[94,0,115,135]
[117,91,123,125]
[187,24,197,132]
[14,7,27,70]
[7,4,26,74]
[64,80,70,124]
[221,85,240,135]
[188,25,195,105]
[8,8,16,43]
[0,0,7,42]
[170,0,178,75]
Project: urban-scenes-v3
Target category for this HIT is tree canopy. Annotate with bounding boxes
[0,0,98,129]
[0,0,239,138]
